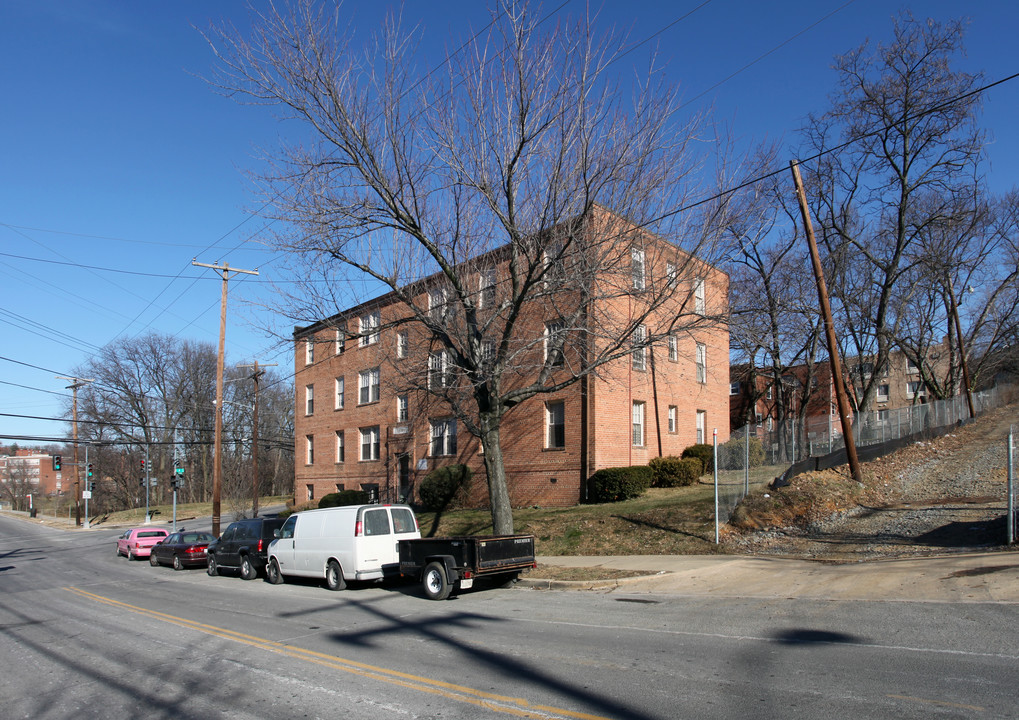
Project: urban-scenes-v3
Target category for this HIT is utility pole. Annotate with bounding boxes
[192,260,259,536]
[237,360,276,517]
[56,376,94,526]
[789,161,863,484]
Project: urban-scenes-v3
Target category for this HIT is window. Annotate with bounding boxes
[335,483,345,492]
[766,417,774,431]
[481,338,496,364]
[766,385,772,401]
[666,261,678,287]
[906,357,919,373]
[668,334,678,362]
[546,401,565,449]
[730,381,740,396]
[305,384,314,415]
[696,410,706,444]
[430,418,457,456]
[335,431,344,463]
[359,311,379,346]
[363,508,391,536]
[631,325,647,370]
[305,435,314,465]
[429,287,449,323]
[429,351,451,388]
[545,321,565,367]
[631,247,645,290]
[397,331,408,359]
[305,338,314,365]
[877,384,890,401]
[632,402,645,446]
[907,381,925,398]
[668,406,677,433]
[359,367,380,404]
[544,239,566,286]
[397,394,408,423]
[479,268,496,308]
[360,426,380,461]
[696,343,707,384]
[306,484,314,501]
[693,277,705,314]
[336,324,346,354]
[335,377,345,410]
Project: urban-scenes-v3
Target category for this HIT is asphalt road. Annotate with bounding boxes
[1,513,1017,719]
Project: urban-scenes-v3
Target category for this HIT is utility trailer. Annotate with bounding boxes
[399,534,536,600]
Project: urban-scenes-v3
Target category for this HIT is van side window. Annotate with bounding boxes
[391,508,417,534]
[363,509,391,536]
[279,515,297,539]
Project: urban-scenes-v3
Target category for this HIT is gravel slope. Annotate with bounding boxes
[728,404,1018,562]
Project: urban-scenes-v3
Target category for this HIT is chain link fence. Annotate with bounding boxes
[714,383,1018,537]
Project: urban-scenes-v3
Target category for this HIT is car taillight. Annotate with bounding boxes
[355,520,363,537]
[257,539,264,552]
[185,546,204,555]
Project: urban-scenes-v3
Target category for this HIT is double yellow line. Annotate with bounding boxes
[67,587,610,720]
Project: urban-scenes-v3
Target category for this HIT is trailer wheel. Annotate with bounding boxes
[423,561,452,601]
[325,560,346,591]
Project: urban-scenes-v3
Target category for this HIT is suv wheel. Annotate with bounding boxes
[207,555,218,576]
[239,555,257,581]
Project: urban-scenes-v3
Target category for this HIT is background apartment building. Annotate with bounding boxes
[0,450,64,508]
[293,209,730,508]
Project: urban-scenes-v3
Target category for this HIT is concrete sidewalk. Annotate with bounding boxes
[525,553,1019,603]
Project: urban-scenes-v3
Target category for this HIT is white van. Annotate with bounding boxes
[266,504,420,590]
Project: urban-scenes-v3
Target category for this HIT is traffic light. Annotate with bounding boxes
[86,463,93,478]
[140,458,146,472]
[139,478,145,487]
[53,455,62,471]
[89,482,96,493]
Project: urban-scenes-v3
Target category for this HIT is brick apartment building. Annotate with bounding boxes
[0,450,66,504]
[293,207,730,508]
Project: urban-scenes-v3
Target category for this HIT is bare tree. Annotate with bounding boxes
[207,1,734,533]
[800,12,986,413]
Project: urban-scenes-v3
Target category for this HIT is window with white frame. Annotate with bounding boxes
[397,331,408,359]
[305,384,314,415]
[631,247,645,290]
[766,385,772,400]
[668,405,677,433]
[305,435,314,465]
[766,417,774,431]
[632,401,645,446]
[877,383,889,401]
[668,334,678,362]
[359,311,379,346]
[544,239,566,286]
[428,286,449,323]
[359,367,380,404]
[430,418,457,456]
[479,268,496,308]
[906,380,925,398]
[428,351,451,388]
[360,426,380,461]
[693,277,705,315]
[335,376,344,410]
[696,410,706,444]
[730,381,740,395]
[906,357,920,373]
[546,401,565,449]
[397,394,409,423]
[666,261,678,287]
[544,321,565,367]
[696,343,707,383]
[632,325,647,370]
[305,338,314,365]
[481,338,496,365]
[335,431,344,463]
[335,324,346,354]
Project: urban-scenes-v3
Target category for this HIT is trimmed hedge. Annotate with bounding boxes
[681,443,714,474]
[418,464,472,512]
[585,466,653,503]
[318,490,371,509]
[649,455,702,487]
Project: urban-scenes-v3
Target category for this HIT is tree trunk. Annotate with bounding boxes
[479,413,514,535]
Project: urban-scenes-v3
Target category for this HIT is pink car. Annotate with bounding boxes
[117,527,169,560]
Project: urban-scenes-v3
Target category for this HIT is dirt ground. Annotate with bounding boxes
[724,403,1018,562]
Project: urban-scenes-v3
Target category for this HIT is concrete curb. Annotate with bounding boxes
[517,572,672,591]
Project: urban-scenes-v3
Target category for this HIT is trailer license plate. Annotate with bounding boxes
[460,578,473,589]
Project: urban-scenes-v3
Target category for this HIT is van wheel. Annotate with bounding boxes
[423,562,452,601]
[239,555,257,581]
[266,558,284,585]
[325,560,346,591]
[207,555,218,576]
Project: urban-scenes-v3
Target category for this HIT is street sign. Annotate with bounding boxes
[82,491,92,500]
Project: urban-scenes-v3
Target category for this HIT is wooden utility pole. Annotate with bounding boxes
[56,376,94,526]
[192,260,259,536]
[237,360,276,517]
[789,161,863,484]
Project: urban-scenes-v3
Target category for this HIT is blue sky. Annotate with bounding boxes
[2,0,1017,443]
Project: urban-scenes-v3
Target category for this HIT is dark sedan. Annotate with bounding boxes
[148,531,216,571]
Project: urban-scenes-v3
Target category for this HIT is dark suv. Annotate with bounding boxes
[206,516,286,580]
